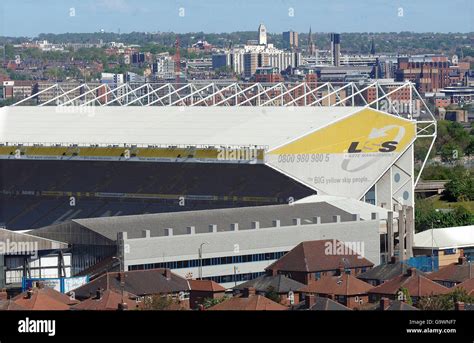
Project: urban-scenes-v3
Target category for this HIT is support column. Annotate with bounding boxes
[398,207,406,262]
[406,206,414,258]
[387,211,394,260]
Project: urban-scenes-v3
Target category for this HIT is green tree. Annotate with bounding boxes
[202,296,227,309]
[418,288,474,310]
[264,286,281,304]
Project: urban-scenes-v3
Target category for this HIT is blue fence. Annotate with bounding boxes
[404,256,439,272]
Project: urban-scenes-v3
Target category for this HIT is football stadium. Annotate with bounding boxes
[0,81,436,287]
[0,83,436,230]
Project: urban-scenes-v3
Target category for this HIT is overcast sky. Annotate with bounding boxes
[1,0,473,37]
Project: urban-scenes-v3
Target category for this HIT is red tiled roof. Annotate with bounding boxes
[454,278,474,296]
[188,280,226,292]
[369,269,450,297]
[12,287,77,310]
[207,294,287,311]
[428,261,474,283]
[266,240,373,273]
[73,268,189,300]
[298,273,373,296]
[0,299,28,310]
[72,290,140,311]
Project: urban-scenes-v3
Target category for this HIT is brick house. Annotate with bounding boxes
[368,268,450,304]
[207,287,287,311]
[265,239,374,285]
[233,272,305,306]
[72,269,190,309]
[297,270,373,309]
[188,280,226,309]
[428,257,474,288]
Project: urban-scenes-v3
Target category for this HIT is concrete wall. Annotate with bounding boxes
[121,217,380,288]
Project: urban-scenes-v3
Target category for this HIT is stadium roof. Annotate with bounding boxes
[0,106,361,148]
[29,201,358,241]
[295,195,397,221]
[414,226,474,250]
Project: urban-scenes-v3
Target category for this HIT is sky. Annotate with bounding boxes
[0,0,473,37]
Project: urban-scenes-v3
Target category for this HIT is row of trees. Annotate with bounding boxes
[415,120,474,163]
[415,199,473,232]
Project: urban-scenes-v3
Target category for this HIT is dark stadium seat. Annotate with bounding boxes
[0,160,315,230]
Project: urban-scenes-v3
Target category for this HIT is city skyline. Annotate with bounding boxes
[0,0,473,37]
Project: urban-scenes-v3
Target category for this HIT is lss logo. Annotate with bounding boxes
[347,140,398,153]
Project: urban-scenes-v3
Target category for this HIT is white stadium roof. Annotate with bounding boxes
[295,195,398,221]
[0,106,362,148]
[414,226,474,250]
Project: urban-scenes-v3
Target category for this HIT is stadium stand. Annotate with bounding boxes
[0,160,315,230]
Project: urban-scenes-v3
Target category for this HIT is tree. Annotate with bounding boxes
[418,289,474,310]
[264,286,281,304]
[202,296,227,309]
[142,295,174,310]
[444,178,466,201]
[397,287,413,305]
[415,199,474,232]
[443,169,473,202]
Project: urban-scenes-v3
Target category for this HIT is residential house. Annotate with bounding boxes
[291,294,350,311]
[358,257,426,286]
[188,280,226,309]
[368,268,450,304]
[207,287,287,311]
[12,284,79,310]
[233,272,305,306]
[72,269,190,309]
[297,270,373,309]
[428,257,474,288]
[265,239,374,285]
[72,289,141,311]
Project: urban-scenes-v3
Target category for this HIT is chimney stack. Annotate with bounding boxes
[380,297,390,310]
[244,287,256,297]
[406,267,416,277]
[164,269,172,279]
[96,288,103,300]
[118,272,126,283]
[458,257,467,265]
[26,289,33,299]
[118,302,128,311]
[306,294,316,309]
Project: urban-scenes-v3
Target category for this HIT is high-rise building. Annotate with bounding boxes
[283,31,299,50]
[330,33,341,67]
[258,23,267,46]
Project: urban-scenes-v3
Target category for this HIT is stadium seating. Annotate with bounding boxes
[0,160,315,230]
